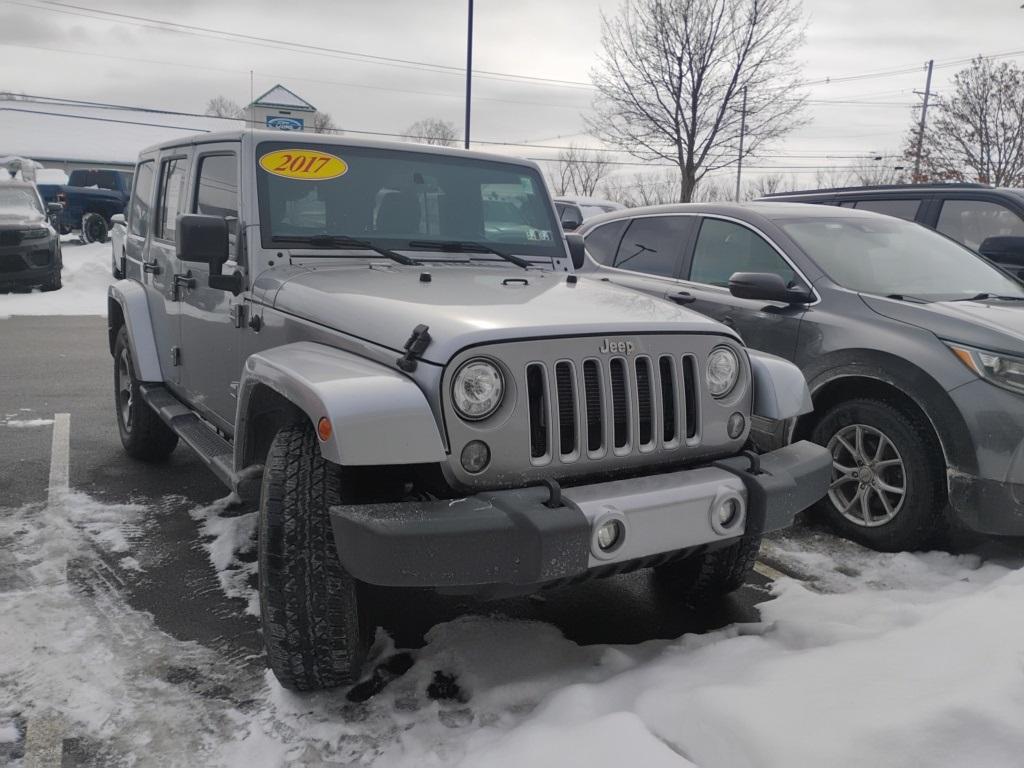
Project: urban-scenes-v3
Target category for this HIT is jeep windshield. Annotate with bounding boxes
[255,141,562,265]
[778,214,1024,302]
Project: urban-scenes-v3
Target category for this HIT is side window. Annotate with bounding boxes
[584,219,628,265]
[853,199,921,221]
[689,218,796,288]
[612,216,690,277]
[127,161,154,237]
[936,199,1024,251]
[839,201,857,208]
[193,154,239,239]
[156,157,187,242]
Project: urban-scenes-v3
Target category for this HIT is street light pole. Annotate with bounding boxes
[464,0,474,150]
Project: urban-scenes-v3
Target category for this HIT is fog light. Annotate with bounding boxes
[718,498,740,528]
[460,440,490,473]
[596,520,623,551]
[727,412,746,439]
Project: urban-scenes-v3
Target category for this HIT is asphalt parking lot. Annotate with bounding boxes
[0,314,779,765]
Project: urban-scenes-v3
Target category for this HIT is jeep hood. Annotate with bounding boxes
[862,293,1024,354]
[264,265,732,363]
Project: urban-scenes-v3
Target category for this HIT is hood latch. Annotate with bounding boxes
[397,324,432,372]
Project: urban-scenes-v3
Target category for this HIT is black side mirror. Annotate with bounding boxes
[562,217,582,232]
[979,236,1024,268]
[565,232,586,270]
[177,214,228,271]
[46,202,63,214]
[729,272,813,304]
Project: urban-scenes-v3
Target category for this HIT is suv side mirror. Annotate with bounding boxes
[565,232,586,270]
[177,214,228,271]
[47,202,63,214]
[729,272,814,304]
[979,236,1024,268]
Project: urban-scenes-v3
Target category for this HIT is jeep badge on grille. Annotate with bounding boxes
[598,339,635,354]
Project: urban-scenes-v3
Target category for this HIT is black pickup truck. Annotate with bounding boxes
[37,168,132,243]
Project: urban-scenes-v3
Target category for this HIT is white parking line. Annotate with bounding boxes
[47,413,70,507]
[753,560,791,582]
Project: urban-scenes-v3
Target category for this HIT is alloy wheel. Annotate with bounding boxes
[827,423,907,527]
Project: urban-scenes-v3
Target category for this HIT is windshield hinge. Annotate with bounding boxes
[396,324,432,373]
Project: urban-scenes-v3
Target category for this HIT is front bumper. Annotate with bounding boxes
[329,440,830,590]
[0,240,59,287]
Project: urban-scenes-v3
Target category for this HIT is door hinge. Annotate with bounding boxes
[170,346,181,366]
[171,271,196,301]
[230,303,247,329]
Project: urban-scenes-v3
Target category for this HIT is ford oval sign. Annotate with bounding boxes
[266,116,304,131]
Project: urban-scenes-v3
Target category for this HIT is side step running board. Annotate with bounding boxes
[139,384,235,490]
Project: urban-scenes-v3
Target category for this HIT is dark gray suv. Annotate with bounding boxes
[574,202,1024,550]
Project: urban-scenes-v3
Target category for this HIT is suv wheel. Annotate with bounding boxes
[654,531,761,606]
[41,269,62,292]
[811,398,946,551]
[258,423,371,691]
[113,327,178,460]
[81,212,109,244]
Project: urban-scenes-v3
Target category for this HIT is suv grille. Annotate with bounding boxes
[526,353,698,464]
[0,231,24,247]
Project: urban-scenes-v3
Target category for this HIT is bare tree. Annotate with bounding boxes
[310,111,338,134]
[204,95,243,119]
[906,57,1024,186]
[549,144,614,197]
[406,118,459,147]
[588,0,808,203]
[693,177,732,202]
[745,172,794,199]
[602,169,682,207]
[848,155,908,186]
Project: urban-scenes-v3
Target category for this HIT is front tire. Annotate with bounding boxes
[811,398,946,551]
[654,532,762,606]
[81,212,109,244]
[259,424,371,691]
[113,326,178,461]
[41,268,62,292]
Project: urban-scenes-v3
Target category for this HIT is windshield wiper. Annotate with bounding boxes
[406,239,530,270]
[272,235,418,266]
[950,292,1024,302]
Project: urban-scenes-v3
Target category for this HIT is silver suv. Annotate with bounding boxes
[108,130,829,691]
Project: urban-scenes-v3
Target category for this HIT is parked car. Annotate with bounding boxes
[761,183,1024,275]
[108,130,830,690]
[0,180,63,291]
[554,195,625,231]
[38,168,133,244]
[574,202,1024,551]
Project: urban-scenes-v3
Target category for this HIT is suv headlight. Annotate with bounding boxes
[23,227,49,239]
[452,358,505,420]
[947,342,1024,394]
[706,346,740,398]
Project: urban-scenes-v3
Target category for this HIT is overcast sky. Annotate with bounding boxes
[2,0,1023,187]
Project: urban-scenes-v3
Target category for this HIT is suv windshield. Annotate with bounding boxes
[256,142,561,263]
[0,185,43,214]
[779,214,1024,300]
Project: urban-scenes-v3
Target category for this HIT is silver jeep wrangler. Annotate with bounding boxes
[108,130,830,691]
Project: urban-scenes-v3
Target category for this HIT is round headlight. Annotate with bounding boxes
[452,358,505,420]
[706,346,740,398]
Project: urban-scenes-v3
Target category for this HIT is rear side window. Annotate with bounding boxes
[936,199,1024,251]
[689,218,796,287]
[156,157,188,241]
[128,161,154,237]
[853,199,921,221]
[612,216,690,277]
[584,219,628,265]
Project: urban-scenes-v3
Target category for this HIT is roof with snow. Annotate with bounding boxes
[248,85,316,112]
[0,95,241,167]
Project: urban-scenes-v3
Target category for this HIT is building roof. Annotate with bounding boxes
[0,95,240,167]
[248,85,316,112]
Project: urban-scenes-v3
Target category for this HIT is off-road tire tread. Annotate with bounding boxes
[259,424,367,691]
[113,327,177,461]
[810,397,947,551]
[655,532,762,606]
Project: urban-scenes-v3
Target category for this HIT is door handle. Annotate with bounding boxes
[668,291,696,305]
[142,260,160,275]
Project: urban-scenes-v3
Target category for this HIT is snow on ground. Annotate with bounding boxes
[5,483,1024,767]
[0,239,111,318]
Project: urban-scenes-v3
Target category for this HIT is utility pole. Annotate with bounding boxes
[912,59,934,183]
[735,86,747,202]
[464,0,474,150]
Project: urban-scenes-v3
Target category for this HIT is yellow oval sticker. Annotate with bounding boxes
[258,149,348,180]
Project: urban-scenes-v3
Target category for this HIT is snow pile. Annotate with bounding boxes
[190,496,260,616]
[0,240,111,317]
